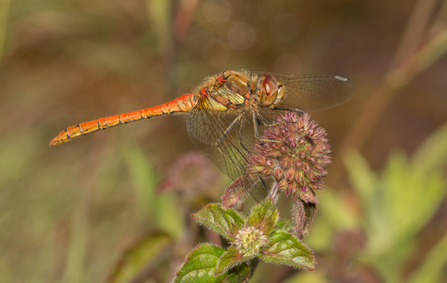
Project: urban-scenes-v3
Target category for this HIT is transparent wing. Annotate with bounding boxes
[253,72,354,112]
[186,99,270,203]
[185,71,354,204]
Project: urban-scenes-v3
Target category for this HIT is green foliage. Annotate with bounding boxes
[172,243,251,283]
[276,219,293,232]
[261,230,316,271]
[122,144,158,215]
[313,121,447,283]
[247,200,278,236]
[216,246,252,276]
[122,144,184,238]
[2,1,446,281]
[411,122,447,175]
[223,264,251,283]
[192,203,246,241]
[0,0,11,61]
[281,271,328,283]
[407,232,447,283]
[108,232,173,283]
[188,201,316,281]
[173,243,227,283]
[114,122,447,282]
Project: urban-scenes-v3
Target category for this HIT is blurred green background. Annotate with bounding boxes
[1,0,447,282]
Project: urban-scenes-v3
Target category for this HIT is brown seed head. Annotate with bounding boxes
[249,113,331,204]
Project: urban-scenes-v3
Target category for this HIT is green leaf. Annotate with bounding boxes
[281,270,328,283]
[224,263,251,283]
[317,191,358,230]
[342,147,447,282]
[382,150,446,239]
[261,230,316,271]
[108,232,173,283]
[344,150,377,206]
[122,144,183,237]
[408,232,447,283]
[247,200,278,236]
[192,204,246,240]
[411,121,447,175]
[369,150,446,255]
[276,219,293,232]
[300,215,333,252]
[216,246,252,276]
[173,243,227,283]
[146,0,172,56]
[122,145,158,213]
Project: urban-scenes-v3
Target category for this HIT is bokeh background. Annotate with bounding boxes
[1,0,447,282]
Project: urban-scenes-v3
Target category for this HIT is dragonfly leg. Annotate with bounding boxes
[252,112,285,145]
[238,116,251,154]
[274,107,306,114]
[215,114,245,173]
[217,114,271,202]
[256,112,285,127]
[260,107,305,127]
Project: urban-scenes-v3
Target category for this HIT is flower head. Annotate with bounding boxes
[250,112,331,204]
[231,226,270,257]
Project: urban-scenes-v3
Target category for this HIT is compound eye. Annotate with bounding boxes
[262,75,279,96]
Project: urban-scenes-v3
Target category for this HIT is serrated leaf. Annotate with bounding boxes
[173,243,227,283]
[216,246,252,276]
[108,232,173,283]
[261,230,316,271]
[247,200,278,236]
[192,204,246,240]
[224,263,251,283]
[276,219,293,232]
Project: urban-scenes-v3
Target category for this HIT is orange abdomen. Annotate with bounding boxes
[49,94,196,146]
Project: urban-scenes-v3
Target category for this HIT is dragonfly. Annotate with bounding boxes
[50,70,353,203]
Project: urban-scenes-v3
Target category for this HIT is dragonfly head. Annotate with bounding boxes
[259,74,285,108]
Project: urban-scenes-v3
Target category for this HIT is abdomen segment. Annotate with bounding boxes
[49,94,196,146]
